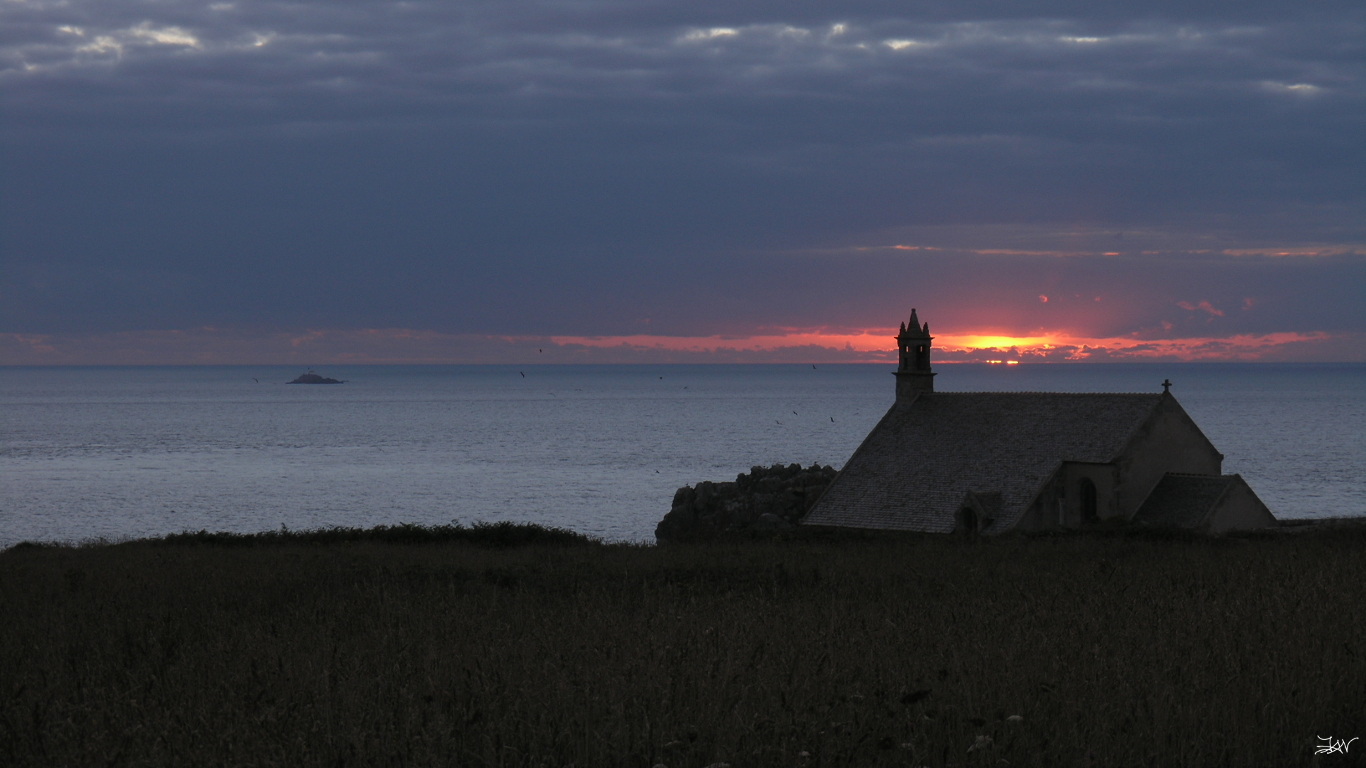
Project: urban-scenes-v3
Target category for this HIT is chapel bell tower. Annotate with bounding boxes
[894,308,935,402]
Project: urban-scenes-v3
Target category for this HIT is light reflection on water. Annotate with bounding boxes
[1,363,1361,545]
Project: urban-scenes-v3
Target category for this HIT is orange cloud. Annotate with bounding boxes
[931,331,1337,361]
[549,331,887,353]
[1221,247,1366,257]
[1176,300,1224,317]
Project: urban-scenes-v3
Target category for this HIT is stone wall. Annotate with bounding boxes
[654,463,838,544]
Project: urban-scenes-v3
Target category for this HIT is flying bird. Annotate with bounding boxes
[252,378,258,383]
[519,371,525,378]
[830,417,834,422]
[793,411,798,415]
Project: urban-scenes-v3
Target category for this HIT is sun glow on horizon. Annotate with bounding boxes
[546,328,1340,362]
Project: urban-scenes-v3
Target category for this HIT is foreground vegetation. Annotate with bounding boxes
[1,523,1362,767]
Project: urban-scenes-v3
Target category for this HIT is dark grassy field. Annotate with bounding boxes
[2,524,1363,767]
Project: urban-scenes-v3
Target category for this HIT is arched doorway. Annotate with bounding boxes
[956,506,978,534]
[1080,478,1098,523]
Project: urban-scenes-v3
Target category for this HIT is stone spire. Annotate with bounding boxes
[894,308,935,402]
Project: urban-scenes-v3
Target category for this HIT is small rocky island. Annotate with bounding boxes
[655,463,837,543]
[288,370,346,384]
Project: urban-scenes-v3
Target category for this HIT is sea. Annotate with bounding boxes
[2,363,1362,547]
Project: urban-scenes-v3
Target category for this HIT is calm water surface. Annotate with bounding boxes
[2,363,1361,545]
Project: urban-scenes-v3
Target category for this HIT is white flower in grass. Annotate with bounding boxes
[968,734,994,752]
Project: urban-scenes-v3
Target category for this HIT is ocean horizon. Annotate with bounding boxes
[2,362,1362,546]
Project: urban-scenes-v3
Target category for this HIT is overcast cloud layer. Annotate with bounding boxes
[2,0,1363,362]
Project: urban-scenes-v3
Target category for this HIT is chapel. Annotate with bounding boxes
[802,310,1276,534]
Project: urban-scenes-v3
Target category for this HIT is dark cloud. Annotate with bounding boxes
[1,0,1362,353]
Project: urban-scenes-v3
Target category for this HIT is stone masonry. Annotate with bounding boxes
[654,463,837,544]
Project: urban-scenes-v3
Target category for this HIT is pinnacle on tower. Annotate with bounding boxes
[899,309,930,339]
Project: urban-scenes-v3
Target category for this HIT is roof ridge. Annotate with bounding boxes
[931,391,1161,396]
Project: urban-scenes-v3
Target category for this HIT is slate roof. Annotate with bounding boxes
[803,391,1164,533]
[1131,473,1238,528]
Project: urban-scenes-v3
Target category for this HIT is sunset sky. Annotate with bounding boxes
[2,0,1362,364]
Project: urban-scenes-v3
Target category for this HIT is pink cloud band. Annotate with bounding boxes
[2,327,1359,365]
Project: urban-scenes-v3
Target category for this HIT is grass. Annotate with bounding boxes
[1,523,1362,767]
